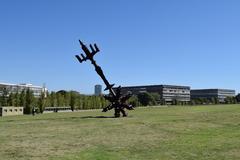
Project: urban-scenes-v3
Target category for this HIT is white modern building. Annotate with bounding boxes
[0,82,47,97]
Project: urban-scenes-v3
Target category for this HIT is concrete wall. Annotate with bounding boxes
[0,107,24,116]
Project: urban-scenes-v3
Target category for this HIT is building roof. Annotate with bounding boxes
[0,82,43,89]
[191,89,235,91]
[117,84,190,89]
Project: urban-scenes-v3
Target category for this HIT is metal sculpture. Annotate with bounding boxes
[75,40,134,117]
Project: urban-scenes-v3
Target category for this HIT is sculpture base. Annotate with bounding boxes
[114,108,127,117]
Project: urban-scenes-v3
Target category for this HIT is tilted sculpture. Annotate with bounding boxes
[75,40,134,117]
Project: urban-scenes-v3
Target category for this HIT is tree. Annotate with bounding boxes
[7,93,14,106]
[77,95,84,110]
[13,92,20,107]
[232,97,237,104]
[150,93,160,105]
[236,94,240,103]
[38,92,46,113]
[213,97,219,104]
[100,95,109,109]
[44,91,51,107]
[19,90,26,107]
[69,91,76,111]
[127,95,140,107]
[172,99,180,105]
[56,93,65,107]
[210,97,216,104]
[137,92,155,106]
[191,98,203,105]
[49,92,57,107]
[56,90,70,107]
[190,99,196,105]
[24,88,34,114]
[161,98,166,105]
[225,96,236,104]
[0,88,8,106]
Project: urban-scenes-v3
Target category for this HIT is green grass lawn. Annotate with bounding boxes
[1,104,240,160]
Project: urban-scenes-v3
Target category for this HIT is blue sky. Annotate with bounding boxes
[0,0,239,94]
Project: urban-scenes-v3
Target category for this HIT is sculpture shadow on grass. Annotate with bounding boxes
[80,116,116,119]
[80,115,133,119]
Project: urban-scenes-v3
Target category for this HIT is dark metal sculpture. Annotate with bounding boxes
[75,40,134,117]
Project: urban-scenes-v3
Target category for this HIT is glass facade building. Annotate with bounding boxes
[116,84,191,103]
[191,89,236,102]
[94,84,102,95]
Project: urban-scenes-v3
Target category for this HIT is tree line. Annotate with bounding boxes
[0,89,109,114]
[0,89,240,114]
[128,92,240,106]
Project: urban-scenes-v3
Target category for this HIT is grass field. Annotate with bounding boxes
[1,104,240,160]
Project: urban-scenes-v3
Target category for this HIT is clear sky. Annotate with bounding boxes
[0,0,239,94]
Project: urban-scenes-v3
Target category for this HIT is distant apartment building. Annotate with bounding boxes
[191,89,236,102]
[0,82,47,97]
[115,85,190,103]
[94,84,102,95]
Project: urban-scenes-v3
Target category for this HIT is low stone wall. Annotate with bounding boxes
[44,107,72,113]
[0,107,24,116]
